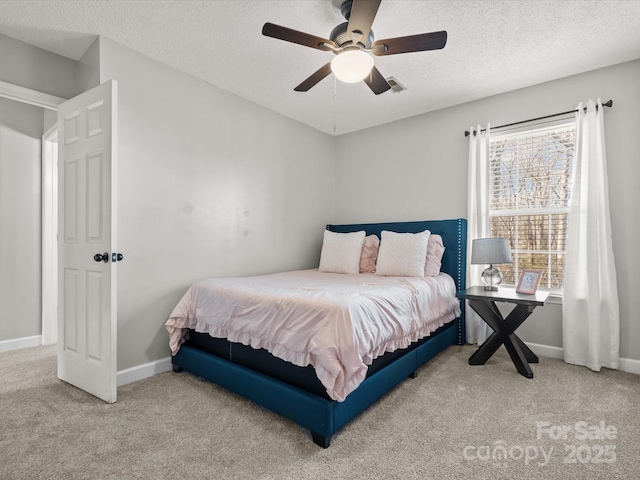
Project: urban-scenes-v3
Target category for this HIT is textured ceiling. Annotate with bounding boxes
[1,0,640,135]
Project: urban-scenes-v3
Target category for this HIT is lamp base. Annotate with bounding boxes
[481,265,503,291]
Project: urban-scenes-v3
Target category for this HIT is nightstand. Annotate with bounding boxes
[457,286,550,378]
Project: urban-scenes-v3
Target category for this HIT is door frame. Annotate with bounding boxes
[0,79,64,110]
[42,124,58,345]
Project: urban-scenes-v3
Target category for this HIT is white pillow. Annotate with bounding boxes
[319,230,366,274]
[375,230,431,277]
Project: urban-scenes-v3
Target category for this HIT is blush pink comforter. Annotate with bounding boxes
[165,269,460,402]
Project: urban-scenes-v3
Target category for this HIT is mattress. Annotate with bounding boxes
[166,269,460,401]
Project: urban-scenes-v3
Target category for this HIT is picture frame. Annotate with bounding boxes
[516,269,543,294]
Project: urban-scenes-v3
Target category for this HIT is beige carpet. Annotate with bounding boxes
[1,344,639,480]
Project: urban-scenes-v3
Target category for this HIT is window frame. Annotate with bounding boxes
[488,120,576,296]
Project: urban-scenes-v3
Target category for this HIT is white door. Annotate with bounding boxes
[57,80,118,403]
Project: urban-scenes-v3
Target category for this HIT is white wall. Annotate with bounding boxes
[335,59,640,362]
[96,38,336,370]
[0,97,43,341]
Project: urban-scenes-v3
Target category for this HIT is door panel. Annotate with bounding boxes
[57,80,117,403]
[63,158,79,241]
[63,269,79,352]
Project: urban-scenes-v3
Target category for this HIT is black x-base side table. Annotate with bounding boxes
[457,287,550,378]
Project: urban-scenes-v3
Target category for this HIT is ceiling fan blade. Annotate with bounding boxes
[372,30,447,56]
[262,22,335,51]
[294,62,333,92]
[363,66,391,95]
[346,0,381,44]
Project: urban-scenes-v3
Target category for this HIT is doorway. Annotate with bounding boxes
[0,82,62,349]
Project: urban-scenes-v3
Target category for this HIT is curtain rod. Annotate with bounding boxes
[464,99,613,137]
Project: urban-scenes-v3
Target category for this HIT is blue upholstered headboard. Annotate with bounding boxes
[326,218,468,344]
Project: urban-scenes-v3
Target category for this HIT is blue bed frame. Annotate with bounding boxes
[172,218,467,447]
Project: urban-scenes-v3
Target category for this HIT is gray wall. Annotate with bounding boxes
[96,38,336,370]
[335,59,640,362]
[0,33,77,99]
[77,37,100,92]
[0,97,43,341]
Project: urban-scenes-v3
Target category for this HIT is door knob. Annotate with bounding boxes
[112,253,124,262]
[94,252,109,263]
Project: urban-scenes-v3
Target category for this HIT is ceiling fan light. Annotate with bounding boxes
[330,50,374,83]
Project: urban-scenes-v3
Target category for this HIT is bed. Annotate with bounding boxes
[167,218,467,447]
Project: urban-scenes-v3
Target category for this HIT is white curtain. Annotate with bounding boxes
[563,99,620,371]
[466,124,492,344]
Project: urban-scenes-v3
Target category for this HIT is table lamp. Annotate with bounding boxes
[471,237,513,291]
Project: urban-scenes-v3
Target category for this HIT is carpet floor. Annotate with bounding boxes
[1,344,638,479]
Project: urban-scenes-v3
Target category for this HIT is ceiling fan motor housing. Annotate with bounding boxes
[330,22,374,48]
[334,0,374,48]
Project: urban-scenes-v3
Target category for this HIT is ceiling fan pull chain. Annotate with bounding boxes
[333,76,337,135]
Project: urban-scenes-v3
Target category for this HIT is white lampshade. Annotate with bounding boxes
[330,50,374,83]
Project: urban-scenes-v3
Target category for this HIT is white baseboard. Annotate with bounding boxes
[618,357,640,375]
[525,341,564,360]
[0,335,42,353]
[117,356,173,387]
[525,341,640,375]
[0,338,172,386]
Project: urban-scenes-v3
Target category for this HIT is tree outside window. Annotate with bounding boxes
[489,123,575,291]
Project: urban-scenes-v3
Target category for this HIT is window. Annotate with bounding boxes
[489,123,576,292]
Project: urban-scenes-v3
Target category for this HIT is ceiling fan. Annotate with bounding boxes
[262,0,447,95]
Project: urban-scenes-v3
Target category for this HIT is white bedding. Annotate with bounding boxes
[165,269,461,402]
